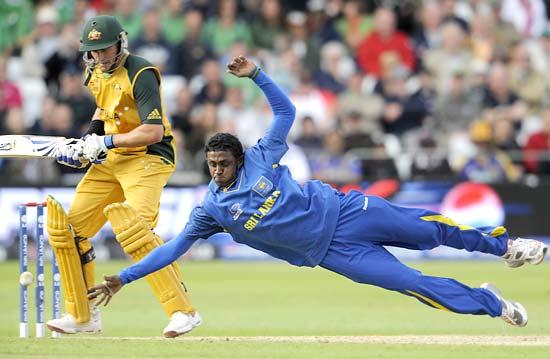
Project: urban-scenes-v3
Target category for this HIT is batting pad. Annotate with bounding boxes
[104,203,195,317]
[46,196,90,323]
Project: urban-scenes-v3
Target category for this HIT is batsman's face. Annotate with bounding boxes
[206,151,242,188]
[90,44,119,71]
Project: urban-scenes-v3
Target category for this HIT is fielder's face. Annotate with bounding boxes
[90,44,119,71]
[206,151,242,188]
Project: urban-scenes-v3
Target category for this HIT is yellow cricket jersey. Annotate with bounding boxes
[84,54,175,164]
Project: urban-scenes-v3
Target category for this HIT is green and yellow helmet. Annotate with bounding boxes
[80,15,126,52]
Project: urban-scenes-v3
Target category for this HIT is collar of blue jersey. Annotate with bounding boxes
[208,167,243,193]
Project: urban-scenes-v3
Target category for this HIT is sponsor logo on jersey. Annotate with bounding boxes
[252,176,273,197]
[88,79,99,95]
[88,28,102,41]
[146,108,162,120]
[244,190,281,231]
[113,83,122,92]
[229,203,243,220]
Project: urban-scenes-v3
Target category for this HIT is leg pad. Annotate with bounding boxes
[46,196,90,323]
[104,203,194,316]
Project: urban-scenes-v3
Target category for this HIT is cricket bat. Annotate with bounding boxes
[0,135,65,158]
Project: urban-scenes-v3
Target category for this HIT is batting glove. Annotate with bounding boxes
[82,134,115,163]
[56,138,89,168]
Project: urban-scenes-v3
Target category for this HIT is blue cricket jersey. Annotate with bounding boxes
[120,70,340,284]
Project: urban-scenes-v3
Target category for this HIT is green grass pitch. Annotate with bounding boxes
[1,260,549,358]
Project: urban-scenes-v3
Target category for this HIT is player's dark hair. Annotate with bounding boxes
[205,133,244,160]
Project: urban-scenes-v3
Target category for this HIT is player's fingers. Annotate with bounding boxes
[87,286,100,299]
[103,294,112,307]
[95,293,108,307]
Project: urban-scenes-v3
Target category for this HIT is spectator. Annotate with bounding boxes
[440,0,470,32]
[469,10,497,65]
[30,96,57,135]
[310,131,362,184]
[379,66,429,137]
[0,107,59,183]
[56,66,96,133]
[280,143,312,184]
[479,0,523,61]
[523,108,550,174]
[220,42,263,106]
[313,41,355,95]
[0,0,33,54]
[286,11,322,73]
[307,0,342,45]
[356,6,415,78]
[0,55,23,133]
[171,7,213,81]
[170,87,194,134]
[3,107,26,135]
[195,59,226,104]
[201,0,253,56]
[294,115,324,156]
[334,0,373,52]
[250,0,286,51]
[113,0,142,41]
[507,41,548,113]
[423,21,474,95]
[267,47,301,94]
[132,7,173,73]
[290,72,333,138]
[492,117,521,153]
[482,63,528,129]
[337,72,384,133]
[161,0,186,46]
[500,0,547,38]
[340,110,375,151]
[412,0,443,60]
[459,120,521,183]
[527,23,550,81]
[433,69,482,138]
[218,87,264,148]
[44,22,82,92]
[20,5,61,79]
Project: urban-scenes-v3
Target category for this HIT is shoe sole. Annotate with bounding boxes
[506,245,547,267]
[527,246,548,265]
[163,319,202,339]
[47,323,73,334]
[46,323,101,335]
[512,301,528,327]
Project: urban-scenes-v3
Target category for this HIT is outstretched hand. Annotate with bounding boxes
[226,55,257,78]
[87,275,123,306]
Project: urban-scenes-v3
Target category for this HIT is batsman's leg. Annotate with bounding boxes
[104,203,195,315]
[45,196,90,324]
[47,161,124,333]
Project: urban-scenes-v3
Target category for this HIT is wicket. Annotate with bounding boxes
[18,202,61,338]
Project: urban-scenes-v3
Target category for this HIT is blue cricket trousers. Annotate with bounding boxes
[319,191,507,317]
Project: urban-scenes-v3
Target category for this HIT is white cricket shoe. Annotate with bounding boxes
[502,238,548,268]
[481,283,528,327]
[46,307,101,334]
[163,311,202,338]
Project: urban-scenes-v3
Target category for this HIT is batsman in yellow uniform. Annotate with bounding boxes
[46,15,201,338]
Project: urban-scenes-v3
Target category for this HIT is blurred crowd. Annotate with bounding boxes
[0,0,549,186]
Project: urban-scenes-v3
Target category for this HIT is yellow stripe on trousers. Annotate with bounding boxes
[406,290,451,312]
[420,215,474,231]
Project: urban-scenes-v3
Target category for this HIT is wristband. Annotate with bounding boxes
[104,134,116,149]
[250,66,261,80]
